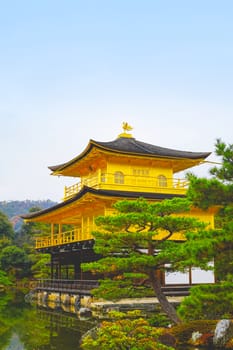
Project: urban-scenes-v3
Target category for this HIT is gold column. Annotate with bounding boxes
[51,223,54,245]
[59,224,62,244]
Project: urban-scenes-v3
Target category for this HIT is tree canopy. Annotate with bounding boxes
[82,197,211,324]
[178,139,233,320]
[186,139,233,281]
[0,245,30,279]
[0,206,51,281]
[81,311,173,350]
[0,211,14,241]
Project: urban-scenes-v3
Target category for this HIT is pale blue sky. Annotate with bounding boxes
[1,0,232,201]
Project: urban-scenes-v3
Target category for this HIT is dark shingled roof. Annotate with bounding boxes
[49,137,211,172]
[21,186,185,220]
[94,137,210,158]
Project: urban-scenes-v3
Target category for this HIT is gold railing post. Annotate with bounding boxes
[98,169,101,188]
[58,224,62,244]
[51,223,54,246]
[64,186,67,198]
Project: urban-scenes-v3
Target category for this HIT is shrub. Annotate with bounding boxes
[178,283,233,320]
[171,320,217,345]
[81,311,174,350]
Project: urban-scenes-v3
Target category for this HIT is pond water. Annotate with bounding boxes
[0,291,95,350]
[0,291,213,350]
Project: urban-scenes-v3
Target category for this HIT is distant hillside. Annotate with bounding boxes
[0,200,57,231]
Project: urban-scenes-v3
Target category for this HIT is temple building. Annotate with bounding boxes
[22,123,215,286]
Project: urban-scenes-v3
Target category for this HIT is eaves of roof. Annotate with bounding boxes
[21,186,185,220]
[48,137,211,173]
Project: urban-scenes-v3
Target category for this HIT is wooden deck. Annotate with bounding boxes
[35,279,99,295]
[34,279,190,297]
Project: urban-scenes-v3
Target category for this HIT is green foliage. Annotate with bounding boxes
[186,139,233,280]
[16,308,51,348]
[30,253,50,279]
[81,311,173,350]
[0,292,51,349]
[210,139,233,182]
[0,211,14,240]
[0,236,12,250]
[178,282,233,320]
[186,174,229,209]
[17,207,51,247]
[0,204,54,281]
[171,319,217,344]
[187,140,233,216]
[0,270,12,287]
[82,197,211,324]
[179,139,233,321]
[107,310,143,319]
[13,207,53,279]
[82,199,205,288]
[148,313,171,327]
[0,245,30,279]
[0,200,56,231]
[95,198,196,235]
[0,200,56,218]
[113,197,191,215]
[90,278,154,300]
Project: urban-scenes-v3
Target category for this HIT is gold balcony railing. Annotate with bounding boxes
[63,174,188,200]
[35,229,93,249]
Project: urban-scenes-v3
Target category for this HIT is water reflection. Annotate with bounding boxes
[0,292,210,350]
[0,291,95,350]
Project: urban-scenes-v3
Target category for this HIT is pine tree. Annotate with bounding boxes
[187,139,233,281]
[178,139,233,320]
[82,197,208,324]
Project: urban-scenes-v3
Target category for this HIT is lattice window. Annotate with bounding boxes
[101,172,106,183]
[157,175,167,187]
[133,169,149,176]
[114,171,124,184]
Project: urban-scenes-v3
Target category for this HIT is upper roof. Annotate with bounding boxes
[49,136,211,174]
[91,137,210,159]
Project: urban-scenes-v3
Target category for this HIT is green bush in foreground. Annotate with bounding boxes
[171,320,217,345]
[81,311,173,350]
[178,282,233,320]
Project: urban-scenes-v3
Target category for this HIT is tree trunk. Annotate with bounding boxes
[149,270,181,325]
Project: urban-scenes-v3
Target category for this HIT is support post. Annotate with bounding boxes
[51,223,54,245]
[58,224,62,244]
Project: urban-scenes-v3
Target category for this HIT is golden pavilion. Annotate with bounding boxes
[22,123,215,286]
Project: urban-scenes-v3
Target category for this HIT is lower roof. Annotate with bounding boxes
[21,186,185,221]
